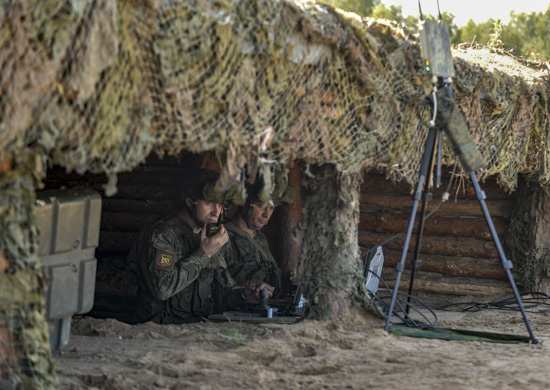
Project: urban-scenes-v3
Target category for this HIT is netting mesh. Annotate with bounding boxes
[1,0,550,387]
[148,0,431,186]
[453,50,550,189]
[2,0,549,192]
[0,170,58,389]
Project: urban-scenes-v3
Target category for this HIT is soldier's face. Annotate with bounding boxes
[195,199,223,224]
[247,201,275,230]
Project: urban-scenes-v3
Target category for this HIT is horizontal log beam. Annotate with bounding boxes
[359,210,507,239]
[102,198,177,214]
[101,212,161,232]
[98,231,138,253]
[359,231,500,259]
[116,169,187,186]
[378,249,507,280]
[361,172,516,201]
[360,193,514,218]
[379,270,511,297]
[104,184,179,201]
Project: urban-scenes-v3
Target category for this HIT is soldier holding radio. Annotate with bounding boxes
[126,169,272,324]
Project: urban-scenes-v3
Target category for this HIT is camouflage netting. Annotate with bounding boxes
[1,0,550,387]
[2,0,549,194]
[0,152,58,389]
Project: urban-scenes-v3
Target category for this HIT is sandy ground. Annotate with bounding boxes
[53,301,550,390]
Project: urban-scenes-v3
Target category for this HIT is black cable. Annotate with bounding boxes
[365,267,550,330]
[434,291,550,314]
[366,269,439,328]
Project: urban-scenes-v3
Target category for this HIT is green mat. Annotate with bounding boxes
[388,324,533,344]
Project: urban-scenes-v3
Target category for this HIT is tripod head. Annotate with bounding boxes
[417,1,484,174]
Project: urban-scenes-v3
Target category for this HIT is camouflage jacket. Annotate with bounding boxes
[127,214,241,324]
[222,221,283,298]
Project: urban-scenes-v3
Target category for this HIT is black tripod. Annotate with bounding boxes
[383,85,539,344]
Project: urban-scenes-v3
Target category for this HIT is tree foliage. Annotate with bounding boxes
[500,9,550,59]
[328,1,550,60]
[454,8,550,59]
[371,4,456,38]
[320,0,380,17]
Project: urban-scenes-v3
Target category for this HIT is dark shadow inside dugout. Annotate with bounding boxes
[38,150,524,326]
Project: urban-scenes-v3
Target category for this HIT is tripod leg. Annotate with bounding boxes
[384,128,438,331]
[407,146,436,307]
[470,173,539,344]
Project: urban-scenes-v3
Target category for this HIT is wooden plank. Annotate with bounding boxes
[280,163,304,280]
[359,210,507,239]
[359,231,499,259]
[360,193,514,218]
[377,248,507,280]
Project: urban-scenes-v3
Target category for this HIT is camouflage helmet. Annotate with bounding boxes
[182,169,245,207]
[246,177,296,206]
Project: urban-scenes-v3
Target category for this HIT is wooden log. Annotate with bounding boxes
[116,169,187,186]
[360,193,514,218]
[378,248,507,280]
[361,172,516,201]
[98,231,139,253]
[100,212,161,232]
[359,231,500,259]
[280,163,304,291]
[379,270,511,297]
[102,198,177,214]
[359,210,507,239]
[105,184,179,201]
[45,166,107,183]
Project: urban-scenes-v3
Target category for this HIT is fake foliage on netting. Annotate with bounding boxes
[0,149,58,388]
[2,0,550,194]
[1,0,158,196]
[149,0,430,188]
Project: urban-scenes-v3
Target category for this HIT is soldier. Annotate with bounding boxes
[126,169,272,324]
[222,179,296,299]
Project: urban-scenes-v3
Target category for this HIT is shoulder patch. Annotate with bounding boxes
[155,251,174,270]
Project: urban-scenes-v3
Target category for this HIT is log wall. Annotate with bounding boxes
[42,157,520,320]
[360,171,516,298]
[42,153,285,321]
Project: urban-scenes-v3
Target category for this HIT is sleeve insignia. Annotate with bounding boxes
[155,251,174,270]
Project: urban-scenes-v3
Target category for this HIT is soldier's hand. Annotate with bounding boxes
[200,223,229,257]
[241,281,274,301]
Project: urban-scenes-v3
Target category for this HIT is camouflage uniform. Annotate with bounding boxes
[127,214,240,324]
[220,180,296,298]
[126,169,244,324]
[223,221,283,298]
